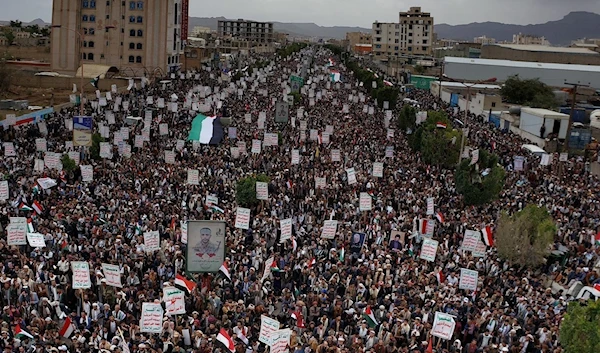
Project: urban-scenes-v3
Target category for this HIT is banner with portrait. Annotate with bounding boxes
[186,221,226,273]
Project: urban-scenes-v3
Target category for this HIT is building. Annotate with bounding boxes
[372,6,434,61]
[50,0,185,77]
[346,32,372,54]
[481,44,600,65]
[217,19,274,45]
[443,56,600,89]
[434,43,482,59]
[430,81,504,116]
[191,26,211,37]
[513,33,549,46]
[473,35,495,45]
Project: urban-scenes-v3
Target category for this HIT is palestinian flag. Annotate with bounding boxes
[217,328,235,353]
[362,306,378,328]
[209,205,225,214]
[32,200,43,215]
[14,325,34,340]
[219,262,231,281]
[436,122,447,129]
[27,218,35,233]
[328,58,335,67]
[270,258,280,272]
[481,226,494,247]
[59,317,74,338]
[330,70,341,82]
[174,274,196,295]
[188,114,224,145]
[435,211,444,224]
[19,203,33,212]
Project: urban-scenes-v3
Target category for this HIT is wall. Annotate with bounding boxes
[481,45,600,65]
[519,112,568,139]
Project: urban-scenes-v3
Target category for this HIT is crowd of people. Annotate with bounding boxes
[0,45,598,353]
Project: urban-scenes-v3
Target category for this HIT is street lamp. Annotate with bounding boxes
[442,75,497,164]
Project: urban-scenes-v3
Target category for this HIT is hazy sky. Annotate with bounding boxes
[3,0,600,27]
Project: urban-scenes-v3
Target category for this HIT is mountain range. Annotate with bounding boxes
[3,12,599,45]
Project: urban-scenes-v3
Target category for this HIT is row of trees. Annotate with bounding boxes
[501,75,559,109]
[276,42,308,58]
[346,60,400,109]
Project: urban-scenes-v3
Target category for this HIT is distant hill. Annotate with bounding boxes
[0,18,50,26]
[435,12,600,45]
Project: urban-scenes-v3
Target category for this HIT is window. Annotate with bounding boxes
[83,0,89,8]
[88,53,94,60]
[136,16,143,23]
[137,30,143,36]
[90,15,96,22]
[408,47,412,52]
[101,54,105,59]
[136,43,142,49]
[90,0,96,8]
[168,57,171,64]
[129,43,135,49]
[375,44,381,49]
[106,15,110,20]
[128,55,134,62]
[82,15,89,22]
[492,102,496,108]
[129,1,135,9]
[83,28,89,34]
[394,46,399,50]
[174,4,178,24]
[129,16,136,23]
[83,41,88,47]
[107,1,110,5]
[82,53,87,59]
[89,41,95,48]
[89,28,95,35]
[136,56,142,63]
[137,1,143,9]
[130,29,136,36]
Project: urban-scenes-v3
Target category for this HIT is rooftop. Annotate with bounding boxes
[492,44,599,55]
[444,57,600,74]
[437,81,501,90]
[521,107,569,119]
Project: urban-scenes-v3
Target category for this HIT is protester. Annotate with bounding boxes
[0,46,595,353]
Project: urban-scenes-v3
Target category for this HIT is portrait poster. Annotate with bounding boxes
[186,221,226,273]
[350,232,366,253]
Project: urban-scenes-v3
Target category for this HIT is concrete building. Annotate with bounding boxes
[513,33,549,46]
[481,44,600,65]
[473,35,495,45]
[443,57,600,89]
[217,19,274,44]
[191,26,211,37]
[50,0,185,77]
[346,32,372,54]
[430,81,504,116]
[434,43,482,59]
[372,6,434,61]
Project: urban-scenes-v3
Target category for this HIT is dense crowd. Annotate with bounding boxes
[0,46,598,353]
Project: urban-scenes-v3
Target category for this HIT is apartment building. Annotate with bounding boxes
[372,7,433,61]
[474,35,496,45]
[50,0,185,77]
[512,33,549,46]
[346,32,372,54]
[217,19,274,44]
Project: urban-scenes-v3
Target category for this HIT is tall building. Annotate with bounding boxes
[372,7,433,61]
[51,0,185,77]
[217,19,274,44]
[512,33,549,46]
[346,32,372,54]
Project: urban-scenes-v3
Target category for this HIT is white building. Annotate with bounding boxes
[513,33,549,46]
[474,35,495,45]
[372,7,434,60]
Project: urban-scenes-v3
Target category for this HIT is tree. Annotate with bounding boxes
[413,65,426,75]
[496,205,556,268]
[455,149,506,205]
[397,105,417,132]
[560,300,600,353]
[375,86,400,109]
[3,30,15,46]
[410,111,462,168]
[89,133,105,160]
[236,174,270,208]
[9,20,22,28]
[61,154,77,173]
[500,75,559,109]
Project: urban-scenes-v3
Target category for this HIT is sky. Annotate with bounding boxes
[2,0,600,28]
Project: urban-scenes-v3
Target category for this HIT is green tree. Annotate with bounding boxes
[410,111,462,168]
[500,75,559,109]
[89,133,105,160]
[560,300,600,353]
[496,205,556,268]
[9,21,22,28]
[236,174,270,208]
[323,44,343,56]
[397,105,417,132]
[413,65,426,75]
[375,86,400,109]
[61,154,77,173]
[455,149,506,205]
[3,30,15,46]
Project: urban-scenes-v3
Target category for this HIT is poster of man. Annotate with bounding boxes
[350,232,366,253]
[186,221,226,273]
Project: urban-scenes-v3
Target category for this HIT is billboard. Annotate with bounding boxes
[73,116,93,147]
[186,221,226,273]
[181,0,189,44]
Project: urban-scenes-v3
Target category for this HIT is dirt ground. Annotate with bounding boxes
[0,86,73,120]
[1,45,51,62]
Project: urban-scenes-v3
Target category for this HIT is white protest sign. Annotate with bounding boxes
[181,221,188,244]
[259,315,281,345]
[431,312,456,340]
[359,192,372,211]
[315,177,326,189]
[162,287,186,315]
[251,139,262,154]
[0,181,8,200]
[140,303,164,334]
[459,268,479,291]
[144,231,160,252]
[256,182,269,200]
[461,230,481,252]
[3,143,16,157]
[101,263,122,287]
[420,238,439,262]
[159,123,169,136]
[164,150,175,164]
[385,146,394,158]
[35,138,47,152]
[27,233,46,248]
[261,256,274,283]
[373,162,383,178]
[99,142,111,158]
[80,165,94,182]
[321,220,338,239]
[72,261,92,289]
[280,218,293,242]
[235,207,251,229]
[331,149,341,162]
[291,149,300,164]
[346,168,357,185]
[187,169,199,185]
[426,197,435,215]
[7,221,27,246]
[270,329,292,353]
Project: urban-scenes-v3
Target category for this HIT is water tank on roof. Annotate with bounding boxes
[509,106,521,115]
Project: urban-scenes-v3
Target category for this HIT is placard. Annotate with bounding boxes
[99,142,111,158]
[461,230,481,252]
[80,165,94,182]
[144,231,160,252]
[459,268,479,291]
[101,263,122,287]
[235,207,251,229]
[420,238,439,262]
[140,303,164,334]
[279,218,293,242]
[7,221,27,246]
[270,329,292,353]
[259,315,281,345]
[426,197,435,215]
[346,168,357,185]
[35,138,47,152]
[186,221,226,273]
[256,182,269,200]
[385,146,394,158]
[27,233,46,248]
[291,149,300,164]
[164,150,176,164]
[159,123,169,136]
[162,287,186,315]
[321,220,338,239]
[72,261,92,289]
[187,169,199,185]
[4,142,16,157]
[373,162,383,178]
[0,181,8,201]
[315,177,326,189]
[359,192,372,211]
[331,149,341,162]
[559,153,568,162]
[431,312,456,340]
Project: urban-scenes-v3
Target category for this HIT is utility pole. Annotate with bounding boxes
[437,60,444,101]
[563,81,590,152]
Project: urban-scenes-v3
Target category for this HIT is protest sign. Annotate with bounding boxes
[420,238,439,262]
[459,268,479,291]
[235,207,251,229]
[140,303,164,333]
[72,261,92,289]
